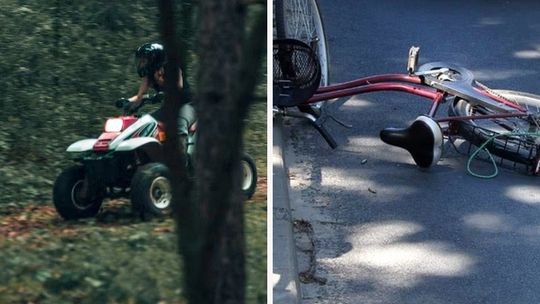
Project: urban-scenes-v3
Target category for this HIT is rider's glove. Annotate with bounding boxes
[121,99,140,115]
[115,97,130,108]
[151,91,165,104]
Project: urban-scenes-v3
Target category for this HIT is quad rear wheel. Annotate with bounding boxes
[241,153,257,199]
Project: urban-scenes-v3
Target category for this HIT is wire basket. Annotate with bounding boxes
[273,38,321,107]
[449,122,540,175]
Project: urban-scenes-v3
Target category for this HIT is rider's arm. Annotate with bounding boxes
[128,76,150,103]
[151,67,184,90]
[178,69,184,89]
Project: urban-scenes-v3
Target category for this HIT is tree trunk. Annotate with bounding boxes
[156,0,200,300]
[196,1,266,302]
[158,0,266,303]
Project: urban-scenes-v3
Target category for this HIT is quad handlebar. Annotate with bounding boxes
[115,92,164,115]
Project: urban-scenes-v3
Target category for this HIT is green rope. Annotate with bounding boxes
[467,131,540,178]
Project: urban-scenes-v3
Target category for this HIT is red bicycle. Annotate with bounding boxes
[273,1,540,173]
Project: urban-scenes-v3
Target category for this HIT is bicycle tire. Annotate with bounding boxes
[275,0,329,117]
[449,90,540,166]
[274,0,329,88]
[273,38,322,107]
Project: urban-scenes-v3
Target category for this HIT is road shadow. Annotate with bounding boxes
[281,0,540,301]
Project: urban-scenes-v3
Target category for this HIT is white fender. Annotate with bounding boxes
[116,137,161,152]
[108,114,158,150]
[66,139,98,152]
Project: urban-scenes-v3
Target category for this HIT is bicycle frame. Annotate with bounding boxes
[276,62,531,149]
[308,71,529,118]
[307,74,445,117]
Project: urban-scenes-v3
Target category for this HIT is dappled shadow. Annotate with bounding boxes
[286,109,540,302]
[282,0,540,301]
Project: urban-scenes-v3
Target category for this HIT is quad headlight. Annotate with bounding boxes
[104,118,123,132]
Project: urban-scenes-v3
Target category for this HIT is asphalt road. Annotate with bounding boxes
[282,1,540,303]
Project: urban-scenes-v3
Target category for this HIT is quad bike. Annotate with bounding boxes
[53,94,257,220]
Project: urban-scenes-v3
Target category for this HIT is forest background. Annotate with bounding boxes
[0,1,267,303]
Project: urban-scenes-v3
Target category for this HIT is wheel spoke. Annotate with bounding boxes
[278,0,329,87]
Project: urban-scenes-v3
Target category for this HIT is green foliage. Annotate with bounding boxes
[0,0,154,203]
[0,0,210,204]
[245,195,268,303]
[0,1,267,302]
[245,102,267,176]
[0,203,183,303]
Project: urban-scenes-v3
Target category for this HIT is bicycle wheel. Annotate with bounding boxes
[275,0,329,89]
[449,90,540,166]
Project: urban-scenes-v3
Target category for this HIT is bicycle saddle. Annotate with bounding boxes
[273,39,321,107]
[379,116,443,168]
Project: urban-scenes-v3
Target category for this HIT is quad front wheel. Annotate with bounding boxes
[53,165,104,220]
[131,162,172,218]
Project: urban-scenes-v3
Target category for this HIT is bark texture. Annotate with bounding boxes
[158,0,266,303]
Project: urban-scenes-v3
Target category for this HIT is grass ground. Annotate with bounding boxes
[0,187,266,304]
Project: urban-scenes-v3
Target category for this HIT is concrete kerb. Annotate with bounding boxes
[272,116,301,304]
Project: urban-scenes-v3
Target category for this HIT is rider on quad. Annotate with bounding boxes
[52,43,257,221]
[123,42,196,151]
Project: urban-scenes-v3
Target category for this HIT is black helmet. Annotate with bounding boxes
[135,43,166,78]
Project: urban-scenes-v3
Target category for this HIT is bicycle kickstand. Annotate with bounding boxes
[318,102,353,129]
[277,107,339,149]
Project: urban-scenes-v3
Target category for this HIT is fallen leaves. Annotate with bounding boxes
[0,175,267,303]
[0,204,58,241]
[249,176,268,202]
[0,204,182,303]
[153,225,174,234]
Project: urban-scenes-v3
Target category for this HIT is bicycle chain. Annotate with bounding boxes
[474,81,519,106]
[474,80,540,130]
